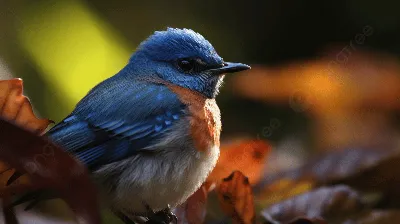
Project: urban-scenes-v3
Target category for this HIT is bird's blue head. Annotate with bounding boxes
[128,28,250,98]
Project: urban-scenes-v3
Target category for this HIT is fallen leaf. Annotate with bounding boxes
[261,185,365,224]
[0,78,53,135]
[0,79,54,190]
[175,183,213,224]
[217,171,255,224]
[256,147,394,202]
[0,118,101,224]
[264,216,327,224]
[256,179,314,208]
[2,196,19,224]
[208,140,270,185]
[331,151,400,207]
[285,217,327,224]
[346,210,400,224]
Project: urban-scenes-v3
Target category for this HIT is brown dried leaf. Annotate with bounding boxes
[0,79,54,190]
[331,151,400,206]
[257,179,314,208]
[0,79,53,135]
[208,140,270,185]
[261,185,365,224]
[175,183,213,224]
[347,210,400,224]
[286,217,327,224]
[217,171,255,224]
[0,118,101,224]
[256,147,394,202]
[265,217,327,224]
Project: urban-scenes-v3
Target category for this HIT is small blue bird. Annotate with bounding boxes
[13,28,250,223]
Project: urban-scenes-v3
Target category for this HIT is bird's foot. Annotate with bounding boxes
[145,204,177,224]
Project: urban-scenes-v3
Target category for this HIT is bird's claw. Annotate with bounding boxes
[169,213,178,224]
[145,204,177,224]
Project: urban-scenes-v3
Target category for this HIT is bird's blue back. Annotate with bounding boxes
[47,67,187,170]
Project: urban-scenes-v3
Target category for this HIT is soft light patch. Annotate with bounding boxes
[17,0,131,108]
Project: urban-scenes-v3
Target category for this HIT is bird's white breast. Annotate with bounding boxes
[93,118,220,215]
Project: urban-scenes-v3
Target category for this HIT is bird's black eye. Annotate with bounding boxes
[177,59,195,72]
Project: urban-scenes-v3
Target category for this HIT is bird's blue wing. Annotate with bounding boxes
[47,79,186,169]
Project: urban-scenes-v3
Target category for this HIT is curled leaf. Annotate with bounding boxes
[217,171,255,224]
[0,79,53,135]
[261,185,365,224]
[175,183,213,224]
[0,118,101,224]
[0,79,54,191]
[208,140,270,185]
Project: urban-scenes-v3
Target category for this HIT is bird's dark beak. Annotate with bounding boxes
[208,62,251,75]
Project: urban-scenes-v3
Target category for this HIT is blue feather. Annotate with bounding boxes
[47,82,186,169]
[133,28,224,65]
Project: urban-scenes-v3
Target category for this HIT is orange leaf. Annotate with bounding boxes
[208,140,270,185]
[217,171,256,224]
[0,79,53,135]
[0,79,54,189]
[175,183,213,224]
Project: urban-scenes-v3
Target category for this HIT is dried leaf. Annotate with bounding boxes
[0,118,101,224]
[2,196,18,224]
[257,179,314,208]
[0,79,53,135]
[175,183,213,224]
[0,79,54,190]
[285,217,327,224]
[256,147,394,202]
[347,210,400,224]
[217,171,255,224]
[261,185,365,224]
[208,140,270,185]
[331,151,400,206]
[264,217,327,224]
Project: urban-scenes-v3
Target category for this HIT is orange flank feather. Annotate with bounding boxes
[167,84,221,153]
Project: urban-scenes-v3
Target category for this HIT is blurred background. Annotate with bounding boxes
[1,0,400,223]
